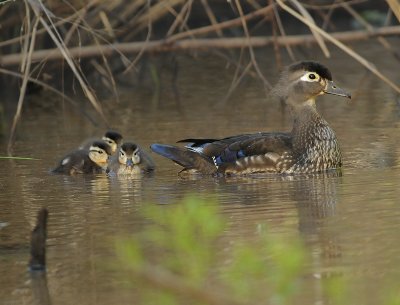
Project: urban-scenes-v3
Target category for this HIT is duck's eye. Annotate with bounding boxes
[98,150,103,154]
[308,73,317,80]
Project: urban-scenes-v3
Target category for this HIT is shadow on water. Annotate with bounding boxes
[29,208,51,305]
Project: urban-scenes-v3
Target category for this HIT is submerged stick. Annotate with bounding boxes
[29,208,48,271]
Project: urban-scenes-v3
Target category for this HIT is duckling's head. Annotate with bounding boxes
[89,141,112,167]
[102,130,123,153]
[272,61,351,106]
[118,143,141,167]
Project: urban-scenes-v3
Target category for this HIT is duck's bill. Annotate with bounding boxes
[324,81,351,99]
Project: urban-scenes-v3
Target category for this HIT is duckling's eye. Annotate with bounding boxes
[308,73,316,80]
[98,150,103,154]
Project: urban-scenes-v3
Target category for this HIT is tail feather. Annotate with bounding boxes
[150,144,217,174]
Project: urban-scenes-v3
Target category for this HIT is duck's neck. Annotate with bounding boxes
[289,98,335,153]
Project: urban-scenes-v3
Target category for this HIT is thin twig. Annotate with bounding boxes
[123,0,153,74]
[218,61,253,107]
[201,0,223,37]
[272,3,295,61]
[8,12,39,154]
[289,0,330,57]
[27,0,108,123]
[2,26,400,65]
[0,68,98,125]
[167,0,191,36]
[234,0,271,90]
[168,4,274,41]
[386,0,400,22]
[340,0,400,61]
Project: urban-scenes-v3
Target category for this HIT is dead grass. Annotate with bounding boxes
[1,0,399,152]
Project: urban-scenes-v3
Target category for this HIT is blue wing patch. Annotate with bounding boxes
[213,148,246,166]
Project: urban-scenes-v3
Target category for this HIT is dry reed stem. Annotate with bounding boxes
[135,0,185,33]
[26,0,108,123]
[2,25,400,66]
[277,0,400,94]
[272,2,295,61]
[270,0,283,70]
[301,0,367,10]
[201,0,223,37]
[235,0,271,89]
[168,4,274,41]
[123,0,153,74]
[386,0,400,22]
[179,0,193,32]
[0,68,97,124]
[220,61,253,107]
[8,12,39,154]
[0,8,79,48]
[167,0,191,36]
[289,0,330,57]
[340,0,400,61]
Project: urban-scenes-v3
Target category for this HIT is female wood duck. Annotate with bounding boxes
[52,140,112,175]
[80,130,123,154]
[107,142,155,176]
[150,61,351,175]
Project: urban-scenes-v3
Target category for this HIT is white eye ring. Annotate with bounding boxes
[300,72,319,82]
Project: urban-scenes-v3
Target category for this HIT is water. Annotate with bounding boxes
[1,42,400,304]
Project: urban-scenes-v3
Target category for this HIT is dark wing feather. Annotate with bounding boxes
[150,144,217,174]
[152,132,293,175]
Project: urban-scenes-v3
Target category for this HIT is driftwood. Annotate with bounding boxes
[1,25,400,66]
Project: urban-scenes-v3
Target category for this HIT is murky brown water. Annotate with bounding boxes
[1,41,400,304]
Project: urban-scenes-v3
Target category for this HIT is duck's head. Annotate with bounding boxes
[102,130,123,154]
[273,61,351,106]
[88,140,112,167]
[118,143,141,167]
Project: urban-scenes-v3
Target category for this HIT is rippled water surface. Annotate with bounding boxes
[1,43,400,304]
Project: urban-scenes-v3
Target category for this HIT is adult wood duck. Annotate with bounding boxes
[51,140,112,175]
[107,142,155,176]
[150,61,351,175]
[80,130,123,154]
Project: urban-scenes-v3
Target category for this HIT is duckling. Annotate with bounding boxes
[80,130,123,154]
[51,140,112,175]
[107,142,155,176]
[150,61,351,175]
